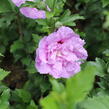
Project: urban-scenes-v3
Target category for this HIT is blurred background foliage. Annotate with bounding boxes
[0,0,109,109]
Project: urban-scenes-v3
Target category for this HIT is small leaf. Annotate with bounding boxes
[0,53,4,57]
[0,69,10,81]
[10,40,24,53]
[0,89,10,109]
[15,89,31,103]
[59,10,84,26]
[101,0,109,7]
[26,61,36,73]
[103,49,109,56]
[27,100,38,109]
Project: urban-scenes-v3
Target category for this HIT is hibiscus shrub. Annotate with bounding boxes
[0,0,109,109]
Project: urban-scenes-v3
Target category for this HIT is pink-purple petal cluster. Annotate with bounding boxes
[20,7,46,19]
[12,0,33,7]
[11,0,46,19]
[35,26,88,78]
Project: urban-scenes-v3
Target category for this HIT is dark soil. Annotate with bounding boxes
[0,52,27,89]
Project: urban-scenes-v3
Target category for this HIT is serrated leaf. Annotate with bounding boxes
[0,69,10,81]
[59,11,84,26]
[0,89,10,109]
[80,96,109,109]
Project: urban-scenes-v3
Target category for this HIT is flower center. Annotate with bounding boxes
[57,40,64,44]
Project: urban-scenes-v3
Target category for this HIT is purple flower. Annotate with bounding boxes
[12,0,33,7]
[35,26,88,78]
[20,7,46,19]
[11,0,46,19]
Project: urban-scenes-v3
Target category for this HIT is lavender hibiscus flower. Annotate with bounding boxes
[35,26,88,78]
[12,0,46,19]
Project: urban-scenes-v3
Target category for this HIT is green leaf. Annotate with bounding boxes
[46,0,66,15]
[27,100,38,109]
[10,40,24,53]
[15,89,31,103]
[0,89,10,109]
[89,58,106,77]
[80,96,109,109]
[0,53,4,57]
[0,13,15,28]
[59,10,84,26]
[32,34,42,45]
[21,57,32,66]
[66,62,96,104]
[26,61,36,73]
[46,11,55,18]
[103,11,109,29]
[40,62,97,109]
[103,49,109,56]
[50,79,65,93]
[0,0,12,13]
[0,83,8,94]
[0,69,10,81]
[101,0,109,7]
[40,93,61,109]
[45,0,56,10]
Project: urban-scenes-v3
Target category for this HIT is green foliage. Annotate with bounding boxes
[79,96,109,109]
[66,62,96,104]
[103,11,109,29]
[58,10,84,27]
[101,0,109,7]
[0,0,12,13]
[76,0,109,58]
[15,89,31,103]
[90,58,106,77]
[10,40,24,53]
[40,62,97,109]
[0,0,109,109]
[0,89,10,109]
[46,0,66,14]
[9,88,38,109]
[103,49,109,57]
[0,69,10,81]
[27,100,38,109]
